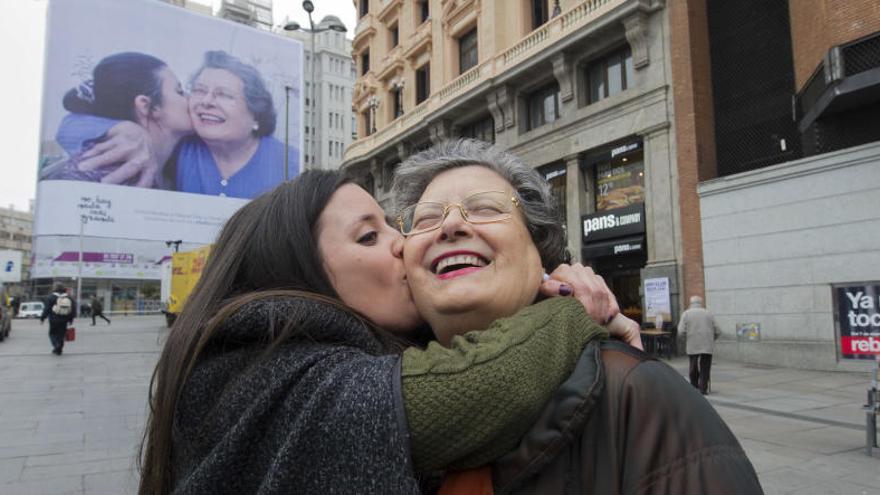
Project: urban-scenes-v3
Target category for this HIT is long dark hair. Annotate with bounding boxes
[138,171,403,494]
[64,52,166,121]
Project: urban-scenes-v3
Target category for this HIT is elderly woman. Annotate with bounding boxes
[393,139,763,494]
[176,50,294,198]
[53,50,299,199]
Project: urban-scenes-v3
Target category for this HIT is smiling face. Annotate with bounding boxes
[188,68,257,144]
[317,183,423,334]
[402,165,544,345]
[151,67,193,136]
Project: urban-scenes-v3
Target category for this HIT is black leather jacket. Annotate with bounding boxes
[492,341,763,494]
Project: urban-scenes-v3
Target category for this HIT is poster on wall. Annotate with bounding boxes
[833,283,880,360]
[644,277,671,323]
[0,251,23,283]
[35,0,303,251]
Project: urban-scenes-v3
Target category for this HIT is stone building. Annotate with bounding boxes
[283,26,357,170]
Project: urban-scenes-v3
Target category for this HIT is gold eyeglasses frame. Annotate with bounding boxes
[396,190,522,237]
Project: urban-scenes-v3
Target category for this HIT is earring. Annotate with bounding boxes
[252,122,259,131]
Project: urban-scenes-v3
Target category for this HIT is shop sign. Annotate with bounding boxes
[539,162,567,181]
[611,141,641,158]
[581,236,644,259]
[644,277,671,323]
[582,203,645,242]
[833,283,880,360]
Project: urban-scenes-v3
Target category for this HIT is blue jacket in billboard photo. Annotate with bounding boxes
[176,135,298,199]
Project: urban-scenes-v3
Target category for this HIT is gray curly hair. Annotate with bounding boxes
[391,139,569,270]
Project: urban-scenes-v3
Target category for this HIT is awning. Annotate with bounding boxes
[582,235,645,259]
[799,67,880,132]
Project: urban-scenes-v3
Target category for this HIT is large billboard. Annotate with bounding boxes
[33,0,303,279]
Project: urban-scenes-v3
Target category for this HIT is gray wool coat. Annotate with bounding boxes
[170,297,423,494]
[678,305,721,355]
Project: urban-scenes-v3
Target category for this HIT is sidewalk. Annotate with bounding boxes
[0,316,161,494]
[666,356,879,495]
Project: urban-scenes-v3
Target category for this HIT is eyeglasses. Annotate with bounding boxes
[189,84,242,105]
[397,190,521,236]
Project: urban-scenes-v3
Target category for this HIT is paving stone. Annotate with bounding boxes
[84,469,138,494]
[0,475,84,495]
[0,457,25,483]
[21,456,133,481]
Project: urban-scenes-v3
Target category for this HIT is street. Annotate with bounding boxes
[0,316,878,494]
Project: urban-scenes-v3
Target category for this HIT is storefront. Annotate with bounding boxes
[580,138,647,321]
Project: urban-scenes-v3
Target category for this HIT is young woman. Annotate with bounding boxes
[139,170,636,494]
[41,52,192,188]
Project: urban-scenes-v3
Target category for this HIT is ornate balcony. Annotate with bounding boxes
[344,0,643,163]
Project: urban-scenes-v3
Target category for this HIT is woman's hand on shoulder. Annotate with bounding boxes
[77,121,158,187]
[539,263,643,350]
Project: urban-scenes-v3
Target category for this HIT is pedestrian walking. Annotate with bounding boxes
[678,295,721,394]
[90,295,110,326]
[41,283,75,355]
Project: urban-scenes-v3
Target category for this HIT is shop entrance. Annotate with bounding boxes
[592,252,646,323]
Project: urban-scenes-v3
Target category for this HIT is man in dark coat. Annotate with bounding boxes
[41,284,75,355]
[90,295,110,326]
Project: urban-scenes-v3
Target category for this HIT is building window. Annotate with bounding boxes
[390,22,399,48]
[416,64,430,104]
[458,28,478,74]
[359,0,369,17]
[585,47,634,105]
[362,110,372,136]
[392,87,404,118]
[418,0,429,24]
[458,114,495,143]
[527,83,560,130]
[594,147,645,211]
[531,0,548,30]
[361,49,370,75]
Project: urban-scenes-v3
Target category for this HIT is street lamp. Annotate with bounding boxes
[392,78,405,119]
[284,2,347,170]
[164,240,182,253]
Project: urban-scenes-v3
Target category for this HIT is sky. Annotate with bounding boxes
[0,0,355,213]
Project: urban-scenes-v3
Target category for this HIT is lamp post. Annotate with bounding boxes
[367,94,379,135]
[164,240,182,253]
[284,1,347,171]
[76,215,86,318]
[284,85,291,180]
